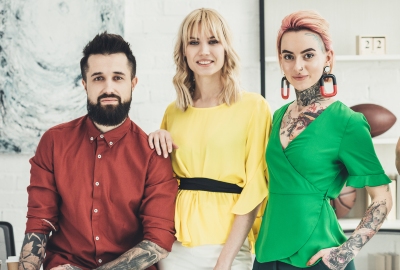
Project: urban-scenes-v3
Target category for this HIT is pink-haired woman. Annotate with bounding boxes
[253,10,392,270]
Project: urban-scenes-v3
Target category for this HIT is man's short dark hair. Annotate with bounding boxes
[80,32,136,81]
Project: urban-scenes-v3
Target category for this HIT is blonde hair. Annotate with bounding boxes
[173,8,241,111]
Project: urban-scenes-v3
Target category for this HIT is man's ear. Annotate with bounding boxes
[131,76,138,92]
[82,79,87,92]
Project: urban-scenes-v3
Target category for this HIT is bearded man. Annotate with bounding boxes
[18,32,178,270]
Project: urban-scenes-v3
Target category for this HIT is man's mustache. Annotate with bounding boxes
[97,93,121,103]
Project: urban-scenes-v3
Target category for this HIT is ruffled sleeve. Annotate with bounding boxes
[338,113,391,188]
[231,97,271,215]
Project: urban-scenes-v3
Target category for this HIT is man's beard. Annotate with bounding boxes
[87,93,131,126]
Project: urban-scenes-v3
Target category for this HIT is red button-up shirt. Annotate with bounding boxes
[25,116,177,270]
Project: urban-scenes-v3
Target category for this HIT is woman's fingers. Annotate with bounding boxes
[307,249,325,266]
[148,130,178,157]
[148,133,155,149]
[159,136,169,158]
[153,133,162,156]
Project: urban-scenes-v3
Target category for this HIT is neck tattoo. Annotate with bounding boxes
[295,81,327,107]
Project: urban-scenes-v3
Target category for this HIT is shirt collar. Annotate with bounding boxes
[86,116,131,148]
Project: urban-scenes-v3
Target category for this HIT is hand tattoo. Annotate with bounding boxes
[55,265,82,270]
[96,240,168,270]
[18,233,48,270]
[326,200,388,270]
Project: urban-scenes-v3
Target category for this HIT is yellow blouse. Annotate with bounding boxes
[161,92,271,248]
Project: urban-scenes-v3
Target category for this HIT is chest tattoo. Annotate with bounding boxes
[280,104,326,141]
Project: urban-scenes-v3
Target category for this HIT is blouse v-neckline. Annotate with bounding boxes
[278,100,339,151]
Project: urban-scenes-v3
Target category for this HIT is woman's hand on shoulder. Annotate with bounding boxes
[148,129,178,158]
[308,246,353,270]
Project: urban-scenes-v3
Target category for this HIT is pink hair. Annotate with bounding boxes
[277,10,335,72]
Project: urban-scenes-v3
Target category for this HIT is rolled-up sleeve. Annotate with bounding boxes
[26,130,60,234]
[140,152,178,251]
[231,98,271,215]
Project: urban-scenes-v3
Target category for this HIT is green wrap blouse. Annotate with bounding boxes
[255,101,391,267]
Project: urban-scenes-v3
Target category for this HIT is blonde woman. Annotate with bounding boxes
[148,8,271,270]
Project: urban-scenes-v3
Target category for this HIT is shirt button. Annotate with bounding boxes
[98,259,102,263]
[94,209,98,213]
[95,182,100,186]
[100,134,104,138]
[98,154,101,159]
[109,141,113,146]
[95,236,99,240]
[90,137,94,141]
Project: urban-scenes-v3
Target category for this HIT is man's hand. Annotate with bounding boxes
[96,240,168,270]
[50,265,83,270]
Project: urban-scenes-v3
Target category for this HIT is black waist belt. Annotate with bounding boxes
[179,177,243,194]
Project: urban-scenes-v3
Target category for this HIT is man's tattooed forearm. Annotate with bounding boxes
[96,240,168,270]
[18,233,48,270]
[326,200,387,270]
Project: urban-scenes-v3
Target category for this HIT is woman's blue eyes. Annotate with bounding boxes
[188,40,219,45]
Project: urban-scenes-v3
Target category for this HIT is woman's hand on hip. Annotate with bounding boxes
[148,129,178,158]
[308,246,354,270]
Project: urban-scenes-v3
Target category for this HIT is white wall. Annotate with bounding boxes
[264,0,400,56]
[263,0,400,175]
[0,0,261,251]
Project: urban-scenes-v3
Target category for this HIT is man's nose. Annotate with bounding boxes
[104,79,115,94]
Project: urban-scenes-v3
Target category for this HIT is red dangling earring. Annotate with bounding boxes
[319,66,337,98]
[281,76,290,99]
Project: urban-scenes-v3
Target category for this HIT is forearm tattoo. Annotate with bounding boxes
[18,233,48,270]
[96,240,168,270]
[325,199,388,270]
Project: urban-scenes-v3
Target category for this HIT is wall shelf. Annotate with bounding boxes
[372,137,398,145]
[265,54,400,63]
[339,218,400,231]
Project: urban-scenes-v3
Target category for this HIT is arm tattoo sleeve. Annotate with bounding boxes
[96,240,168,270]
[327,199,388,270]
[18,233,48,270]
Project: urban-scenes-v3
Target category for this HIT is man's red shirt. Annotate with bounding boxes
[25,116,177,269]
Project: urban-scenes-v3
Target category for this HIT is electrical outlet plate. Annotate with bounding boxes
[356,36,386,55]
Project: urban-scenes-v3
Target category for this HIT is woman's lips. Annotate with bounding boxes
[197,60,213,67]
[292,75,308,81]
